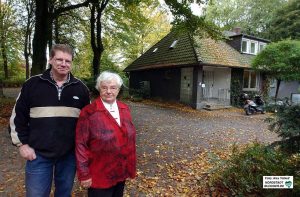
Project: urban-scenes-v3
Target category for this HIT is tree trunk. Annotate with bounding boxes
[90,3,105,79]
[31,0,90,75]
[1,34,8,79]
[24,18,32,79]
[21,0,34,79]
[0,78,4,97]
[31,0,50,75]
[24,42,30,79]
[0,0,8,79]
[275,79,281,102]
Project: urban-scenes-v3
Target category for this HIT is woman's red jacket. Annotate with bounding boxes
[75,98,136,188]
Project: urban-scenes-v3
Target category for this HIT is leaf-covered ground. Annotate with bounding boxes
[0,99,278,196]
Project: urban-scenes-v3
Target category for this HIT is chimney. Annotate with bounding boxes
[233,27,242,34]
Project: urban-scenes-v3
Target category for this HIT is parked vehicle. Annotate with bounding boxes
[240,93,266,115]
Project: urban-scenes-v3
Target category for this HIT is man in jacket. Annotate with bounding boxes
[10,44,90,197]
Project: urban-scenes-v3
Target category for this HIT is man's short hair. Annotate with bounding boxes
[49,44,73,59]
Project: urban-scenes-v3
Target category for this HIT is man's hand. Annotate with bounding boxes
[80,178,92,188]
[19,144,36,161]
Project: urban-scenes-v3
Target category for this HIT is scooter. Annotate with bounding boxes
[241,93,266,115]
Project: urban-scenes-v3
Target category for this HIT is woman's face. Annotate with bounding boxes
[99,79,120,104]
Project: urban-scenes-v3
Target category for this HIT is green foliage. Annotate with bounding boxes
[129,88,149,99]
[204,0,286,37]
[0,0,23,79]
[266,105,300,153]
[2,77,25,87]
[72,0,171,78]
[81,62,128,98]
[0,61,25,86]
[266,0,300,41]
[212,143,300,196]
[164,0,223,40]
[252,39,300,82]
[230,79,242,107]
[103,0,171,68]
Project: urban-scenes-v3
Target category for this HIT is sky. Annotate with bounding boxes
[190,2,203,16]
[158,0,204,18]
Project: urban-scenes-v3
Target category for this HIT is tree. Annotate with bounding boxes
[72,0,171,78]
[0,0,23,80]
[0,0,13,79]
[204,0,287,37]
[14,0,35,79]
[267,104,300,153]
[29,0,222,78]
[252,40,300,100]
[266,0,300,41]
[103,0,171,68]
[31,0,90,75]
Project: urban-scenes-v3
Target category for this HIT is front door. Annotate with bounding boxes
[203,70,214,99]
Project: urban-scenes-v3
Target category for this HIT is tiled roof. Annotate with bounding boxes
[194,36,251,68]
[124,31,198,71]
[124,31,255,72]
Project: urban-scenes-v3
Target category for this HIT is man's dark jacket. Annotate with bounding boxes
[10,69,90,158]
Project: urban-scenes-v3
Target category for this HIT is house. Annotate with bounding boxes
[124,28,269,109]
[269,81,300,100]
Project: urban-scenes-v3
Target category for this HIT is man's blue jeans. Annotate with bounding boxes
[25,152,76,197]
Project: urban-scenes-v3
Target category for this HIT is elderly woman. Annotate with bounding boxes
[75,71,136,197]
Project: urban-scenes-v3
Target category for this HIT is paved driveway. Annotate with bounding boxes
[128,101,278,164]
[0,100,279,196]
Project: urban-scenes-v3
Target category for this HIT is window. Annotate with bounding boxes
[291,93,300,104]
[259,43,266,52]
[243,70,258,90]
[241,38,265,55]
[169,40,178,49]
[250,41,257,54]
[242,40,248,53]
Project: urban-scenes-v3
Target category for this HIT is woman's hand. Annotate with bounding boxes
[81,178,92,188]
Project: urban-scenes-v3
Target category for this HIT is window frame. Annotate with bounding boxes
[241,39,249,53]
[258,42,267,52]
[249,40,258,55]
[241,38,267,55]
[242,70,260,91]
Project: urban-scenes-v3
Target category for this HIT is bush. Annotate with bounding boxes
[211,143,299,196]
[2,77,26,87]
[82,78,98,98]
[266,105,300,153]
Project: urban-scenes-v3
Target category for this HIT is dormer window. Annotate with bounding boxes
[259,43,266,52]
[250,41,257,54]
[241,38,266,55]
[153,48,158,53]
[242,40,248,53]
[169,40,178,49]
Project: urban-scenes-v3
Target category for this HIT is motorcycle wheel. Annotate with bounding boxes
[245,108,253,115]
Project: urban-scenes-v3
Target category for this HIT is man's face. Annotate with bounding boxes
[99,79,120,104]
[49,50,72,77]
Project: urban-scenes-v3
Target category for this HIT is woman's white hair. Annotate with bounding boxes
[95,71,123,91]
